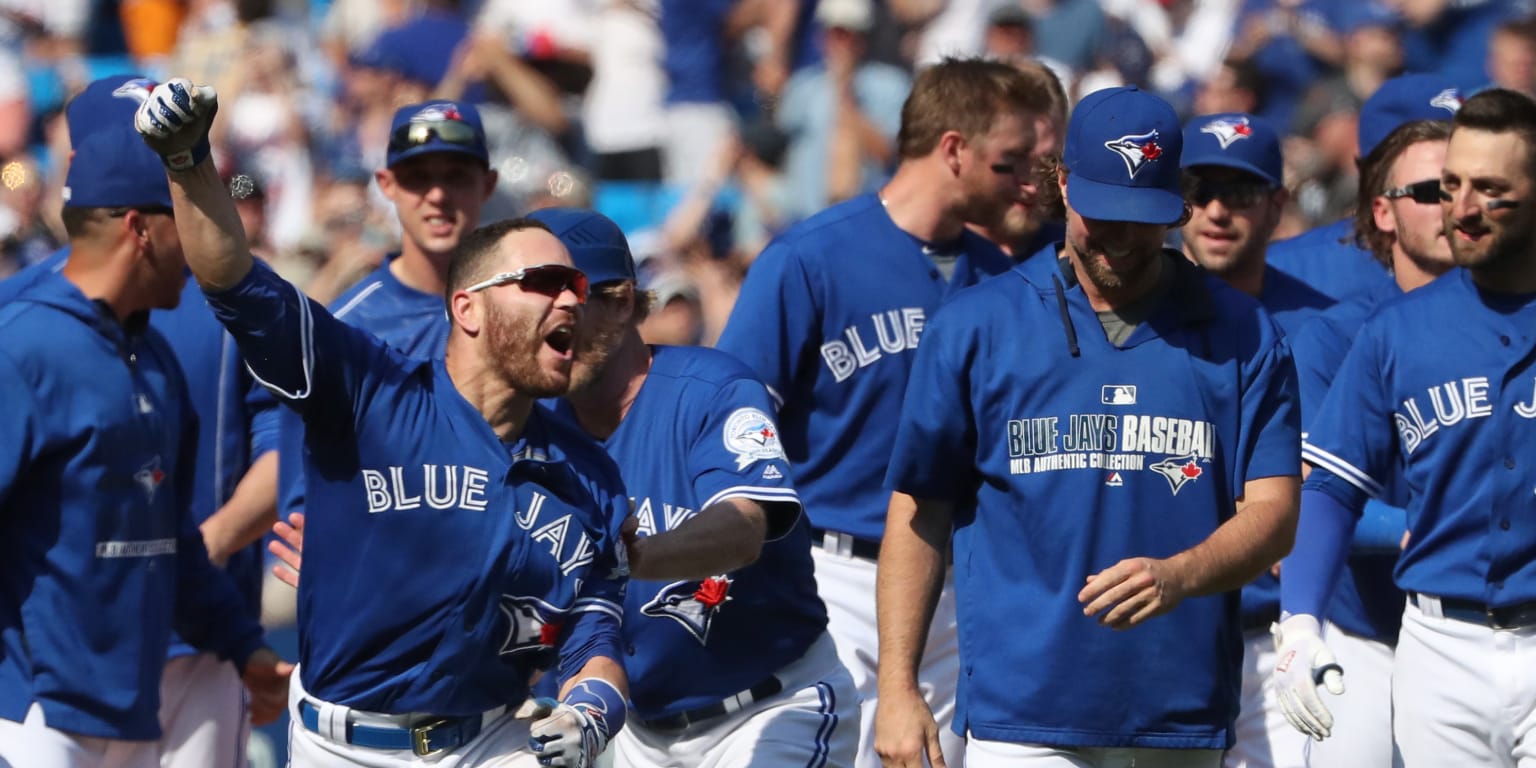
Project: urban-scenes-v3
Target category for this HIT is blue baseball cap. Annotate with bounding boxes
[1063,86,1185,224]
[385,101,489,169]
[65,74,157,146]
[1358,74,1462,158]
[1180,112,1283,187]
[63,124,173,210]
[527,208,637,285]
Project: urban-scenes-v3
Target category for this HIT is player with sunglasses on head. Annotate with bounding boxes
[135,78,632,767]
[1175,112,1329,768]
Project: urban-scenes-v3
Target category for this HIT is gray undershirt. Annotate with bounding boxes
[1092,256,1175,346]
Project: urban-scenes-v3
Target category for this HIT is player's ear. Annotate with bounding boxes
[450,289,482,335]
[938,130,965,177]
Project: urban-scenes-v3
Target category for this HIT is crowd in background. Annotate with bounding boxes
[0,0,1530,347]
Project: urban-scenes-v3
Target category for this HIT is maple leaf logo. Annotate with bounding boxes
[1150,455,1206,496]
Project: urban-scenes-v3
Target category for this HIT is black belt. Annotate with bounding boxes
[636,676,784,731]
[298,699,489,757]
[1412,592,1536,630]
[810,527,881,561]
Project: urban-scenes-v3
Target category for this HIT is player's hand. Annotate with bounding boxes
[619,515,650,579]
[268,512,305,590]
[240,647,294,726]
[1077,556,1187,630]
[523,700,609,768]
[874,688,947,768]
[1271,613,1345,741]
[134,77,218,171]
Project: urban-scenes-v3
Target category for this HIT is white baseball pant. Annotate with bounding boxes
[158,651,249,768]
[611,632,859,767]
[286,672,542,768]
[1304,623,1398,768]
[1225,627,1307,768]
[966,737,1222,767]
[810,542,963,768]
[1392,597,1536,768]
[0,702,159,768]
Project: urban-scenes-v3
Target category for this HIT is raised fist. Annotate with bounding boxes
[134,78,219,171]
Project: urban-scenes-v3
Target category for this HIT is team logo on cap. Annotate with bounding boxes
[1430,88,1463,114]
[112,78,157,105]
[1200,117,1254,150]
[641,576,734,644]
[412,103,465,123]
[1150,454,1204,496]
[1104,130,1166,179]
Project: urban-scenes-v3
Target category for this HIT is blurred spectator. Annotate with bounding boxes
[778,0,910,220]
[119,0,186,63]
[1022,0,1107,78]
[0,48,28,159]
[982,4,1034,63]
[583,0,667,182]
[1488,17,1536,96]
[319,0,411,65]
[0,0,89,59]
[1148,0,1242,102]
[1291,10,1402,139]
[1396,0,1522,90]
[1226,0,1344,129]
[1194,58,1265,117]
[657,0,738,186]
[0,153,55,277]
[895,0,988,67]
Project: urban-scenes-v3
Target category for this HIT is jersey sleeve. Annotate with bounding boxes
[555,474,629,688]
[0,352,38,510]
[885,304,978,500]
[245,380,280,459]
[1234,325,1302,483]
[689,377,802,541]
[1300,321,1394,511]
[1286,316,1350,439]
[715,242,819,410]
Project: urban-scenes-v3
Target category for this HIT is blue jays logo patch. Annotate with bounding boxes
[1200,117,1253,150]
[640,576,733,644]
[1104,130,1165,179]
[1149,455,1204,496]
[112,78,157,105]
[413,103,466,124]
[1430,88,1462,114]
[135,457,165,504]
[723,407,786,470]
[499,595,565,665]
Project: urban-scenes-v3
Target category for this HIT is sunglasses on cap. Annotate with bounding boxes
[464,263,589,304]
[1184,177,1276,209]
[1382,179,1442,205]
[389,119,481,155]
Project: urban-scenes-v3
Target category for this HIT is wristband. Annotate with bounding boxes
[563,677,626,739]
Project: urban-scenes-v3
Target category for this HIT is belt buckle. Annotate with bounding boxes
[412,718,452,757]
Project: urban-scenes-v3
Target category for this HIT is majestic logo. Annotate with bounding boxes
[1200,117,1254,149]
[1150,455,1204,495]
[1106,471,1124,487]
[762,465,783,480]
[1430,89,1463,114]
[723,408,786,470]
[112,78,157,105]
[135,457,166,504]
[498,595,565,663]
[1101,385,1137,405]
[1104,130,1165,179]
[641,576,733,644]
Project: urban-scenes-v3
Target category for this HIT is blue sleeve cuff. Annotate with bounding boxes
[1280,487,1358,618]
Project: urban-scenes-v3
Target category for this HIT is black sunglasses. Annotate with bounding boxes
[1185,178,1275,209]
[389,120,481,155]
[1382,179,1442,205]
[464,263,590,304]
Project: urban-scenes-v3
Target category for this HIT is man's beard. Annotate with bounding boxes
[486,300,569,398]
[567,317,628,395]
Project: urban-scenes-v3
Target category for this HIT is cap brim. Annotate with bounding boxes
[387,143,489,169]
[1066,175,1185,225]
[1181,155,1281,187]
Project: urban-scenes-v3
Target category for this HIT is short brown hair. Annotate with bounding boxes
[1354,120,1453,265]
[1011,59,1068,132]
[445,217,555,302]
[1451,88,1536,181]
[897,57,1041,159]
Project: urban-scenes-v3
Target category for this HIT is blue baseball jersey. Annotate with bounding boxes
[1264,220,1388,302]
[0,272,265,739]
[886,253,1300,748]
[554,346,827,720]
[717,193,1015,541]
[1287,276,1407,642]
[276,260,448,519]
[206,263,628,715]
[1304,269,1536,606]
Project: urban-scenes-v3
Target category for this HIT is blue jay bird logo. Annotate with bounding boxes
[1150,455,1204,496]
[1104,130,1165,179]
[134,457,165,504]
[1200,117,1253,150]
[641,576,734,644]
[498,595,564,665]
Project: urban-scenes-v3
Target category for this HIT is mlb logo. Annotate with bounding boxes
[1102,385,1137,405]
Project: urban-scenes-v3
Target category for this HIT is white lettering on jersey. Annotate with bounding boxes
[531,515,597,575]
[1119,415,1215,458]
[516,492,548,530]
[820,308,926,382]
[1008,417,1060,457]
[1393,377,1496,454]
[362,465,492,513]
[1517,377,1536,418]
[1002,408,1204,478]
[631,497,697,536]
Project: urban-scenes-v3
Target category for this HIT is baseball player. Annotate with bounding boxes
[136,79,630,767]
[965,60,1069,260]
[0,121,291,766]
[1176,111,1327,768]
[1264,75,1463,302]
[534,208,859,767]
[877,86,1301,768]
[1279,118,1456,768]
[717,56,1035,768]
[1274,88,1536,767]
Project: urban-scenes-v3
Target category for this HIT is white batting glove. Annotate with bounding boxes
[1271,613,1345,741]
[133,78,218,171]
[524,701,609,768]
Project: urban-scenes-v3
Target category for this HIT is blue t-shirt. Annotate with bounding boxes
[0,273,263,739]
[556,345,827,720]
[207,263,628,715]
[887,253,1299,748]
[717,193,1015,542]
[1304,269,1536,607]
[1265,220,1389,302]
